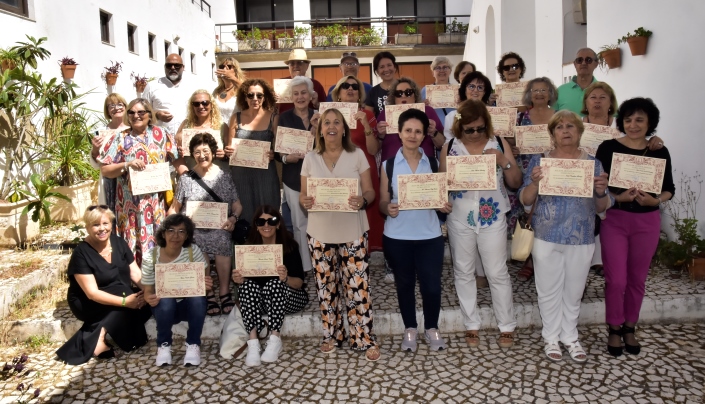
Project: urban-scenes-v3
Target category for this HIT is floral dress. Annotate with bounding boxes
[98,126,178,266]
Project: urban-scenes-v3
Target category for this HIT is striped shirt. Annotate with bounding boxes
[141,244,208,286]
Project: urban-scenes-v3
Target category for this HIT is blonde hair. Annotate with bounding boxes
[581,82,618,115]
[331,75,366,107]
[83,205,115,225]
[122,98,154,127]
[103,93,128,121]
[213,56,246,96]
[548,110,585,146]
[185,89,222,129]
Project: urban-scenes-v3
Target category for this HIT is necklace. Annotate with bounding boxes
[323,151,342,169]
[219,86,234,99]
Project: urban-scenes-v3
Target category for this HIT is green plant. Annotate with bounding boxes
[350,27,383,46]
[57,56,77,66]
[618,27,652,44]
[21,174,71,225]
[100,60,122,81]
[597,44,619,69]
[445,18,469,34]
[403,22,418,35]
[234,28,271,50]
[0,48,21,71]
[313,24,348,47]
[24,335,51,349]
[294,26,310,37]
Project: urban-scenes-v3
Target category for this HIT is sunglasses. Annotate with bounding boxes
[340,83,359,91]
[463,126,487,135]
[574,57,595,65]
[88,204,109,211]
[255,217,280,227]
[218,64,233,69]
[247,92,264,100]
[165,63,184,70]
[127,110,149,117]
[501,63,521,72]
[394,89,415,98]
[191,101,211,108]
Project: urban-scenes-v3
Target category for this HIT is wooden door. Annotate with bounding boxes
[398,63,434,88]
[243,68,291,84]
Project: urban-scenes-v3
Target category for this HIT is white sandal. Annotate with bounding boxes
[544,341,562,362]
[564,340,587,363]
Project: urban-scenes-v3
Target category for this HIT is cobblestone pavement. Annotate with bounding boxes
[1,323,703,403]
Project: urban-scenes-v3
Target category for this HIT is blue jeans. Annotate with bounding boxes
[152,296,207,346]
[383,235,444,329]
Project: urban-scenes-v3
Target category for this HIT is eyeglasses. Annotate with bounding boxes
[342,62,359,67]
[218,64,233,69]
[166,228,188,237]
[466,84,485,92]
[107,103,125,110]
[574,57,595,65]
[531,88,548,94]
[192,150,211,157]
[501,63,521,72]
[433,65,451,71]
[246,92,264,100]
[340,83,359,91]
[165,63,184,70]
[191,101,211,108]
[394,89,415,98]
[463,126,487,135]
[255,217,280,227]
[127,110,149,117]
[88,204,109,211]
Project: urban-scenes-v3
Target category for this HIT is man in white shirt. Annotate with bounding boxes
[143,54,191,134]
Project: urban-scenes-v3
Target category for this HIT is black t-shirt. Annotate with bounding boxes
[364,84,389,119]
[249,242,306,287]
[595,138,676,213]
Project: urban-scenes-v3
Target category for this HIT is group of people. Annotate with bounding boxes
[57,45,673,367]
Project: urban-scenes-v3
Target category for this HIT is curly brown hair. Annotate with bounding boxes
[236,78,277,112]
[451,99,495,140]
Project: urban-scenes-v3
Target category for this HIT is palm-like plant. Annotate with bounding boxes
[21,174,71,225]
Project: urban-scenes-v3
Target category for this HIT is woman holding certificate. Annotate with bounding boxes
[380,108,452,352]
[364,51,399,119]
[56,206,150,365]
[331,75,384,252]
[420,56,456,123]
[225,78,280,226]
[176,89,228,170]
[440,100,520,349]
[232,205,309,367]
[299,108,380,362]
[595,98,674,357]
[98,98,185,266]
[443,72,495,142]
[518,110,611,363]
[169,133,243,316]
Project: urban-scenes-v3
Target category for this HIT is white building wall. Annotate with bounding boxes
[500,0,536,83]
[0,0,216,116]
[561,0,586,65]
[464,0,503,78]
[534,0,563,85]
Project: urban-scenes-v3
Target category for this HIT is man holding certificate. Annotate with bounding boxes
[518,110,611,363]
[299,108,380,362]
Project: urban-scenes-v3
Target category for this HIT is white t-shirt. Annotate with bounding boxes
[143,77,192,134]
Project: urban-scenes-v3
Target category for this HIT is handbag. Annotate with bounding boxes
[219,303,249,359]
[187,170,250,244]
[511,202,536,261]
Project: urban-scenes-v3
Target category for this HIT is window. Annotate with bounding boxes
[311,0,369,19]
[0,0,28,17]
[178,47,184,57]
[99,10,112,44]
[127,23,137,53]
[387,0,443,18]
[164,41,171,59]
[190,53,196,73]
[236,0,294,28]
[148,33,156,60]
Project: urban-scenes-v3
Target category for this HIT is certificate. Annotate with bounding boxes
[181,129,223,156]
[579,124,622,156]
[426,85,460,109]
[273,79,292,103]
[155,262,206,298]
[318,102,359,129]
[515,125,552,154]
[129,162,172,195]
[234,244,283,277]
[495,82,527,108]
[229,138,270,169]
[274,126,314,155]
[384,103,425,134]
[397,173,448,210]
[307,178,358,212]
[487,107,518,138]
[539,158,595,198]
[447,155,497,191]
[608,153,666,194]
[185,201,228,229]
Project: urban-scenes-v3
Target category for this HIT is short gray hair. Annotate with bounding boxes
[289,75,314,95]
[430,56,453,72]
[521,77,558,108]
[576,47,598,60]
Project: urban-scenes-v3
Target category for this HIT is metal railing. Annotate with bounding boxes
[191,0,211,18]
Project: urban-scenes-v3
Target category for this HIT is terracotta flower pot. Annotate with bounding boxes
[60,65,77,80]
[105,73,118,86]
[601,48,621,69]
[687,254,705,281]
[135,82,147,93]
[627,36,649,56]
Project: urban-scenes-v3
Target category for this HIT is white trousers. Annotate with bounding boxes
[283,184,313,272]
[532,238,593,344]
[447,216,516,332]
[591,234,603,266]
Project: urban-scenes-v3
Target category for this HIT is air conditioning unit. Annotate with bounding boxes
[573,0,586,24]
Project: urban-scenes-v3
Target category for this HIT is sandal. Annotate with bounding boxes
[564,340,587,364]
[607,326,623,357]
[497,332,515,349]
[320,340,337,354]
[544,341,562,362]
[621,325,641,355]
[220,293,235,315]
[365,346,381,362]
[465,330,480,348]
[516,256,534,282]
[206,292,221,316]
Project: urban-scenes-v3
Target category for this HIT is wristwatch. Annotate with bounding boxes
[361,197,368,210]
[504,162,511,170]
[282,154,288,164]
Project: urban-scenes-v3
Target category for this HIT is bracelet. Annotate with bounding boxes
[122,161,127,173]
[364,129,374,137]
[656,196,662,206]
[121,292,126,307]
[282,154,287,164]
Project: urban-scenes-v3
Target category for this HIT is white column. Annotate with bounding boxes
[293,0,313,48]
[370,0,388,45]
[534,0,564,85]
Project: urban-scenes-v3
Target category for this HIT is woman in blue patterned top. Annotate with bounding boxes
[518,110,612,363]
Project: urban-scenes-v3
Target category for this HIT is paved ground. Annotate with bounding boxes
[0,323,703,403]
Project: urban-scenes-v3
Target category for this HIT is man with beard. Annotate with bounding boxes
[325,52,372,101]
[278,49,326,114]
[555,48,603,115]
[143,54,192,134]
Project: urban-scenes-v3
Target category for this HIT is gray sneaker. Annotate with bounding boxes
[401,328,418,352]
[424,328,447,351]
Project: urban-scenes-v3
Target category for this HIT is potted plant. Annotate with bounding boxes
[313,24,348,47]
[350,27,383,46]
[58,56,78,80]
[0,48,20,72]
[395,22,421,45]
[21,174,72,226]
[234,28,272,51]
[598,44,621,70]
[437,18,468,44]
[101,60,122,85]
[130,72,151,93]
[619,27,652,56]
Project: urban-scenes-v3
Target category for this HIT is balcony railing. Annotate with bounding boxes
[191,0,211,18]
[214,15,470,54]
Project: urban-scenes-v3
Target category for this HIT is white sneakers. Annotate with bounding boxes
[245,339,262,367]
[401,328,418,352]
[155,342,172,366]
[155,342,201,366]
[261,335,283,363]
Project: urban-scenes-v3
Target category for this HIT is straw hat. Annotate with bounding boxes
[284,49,310,64]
